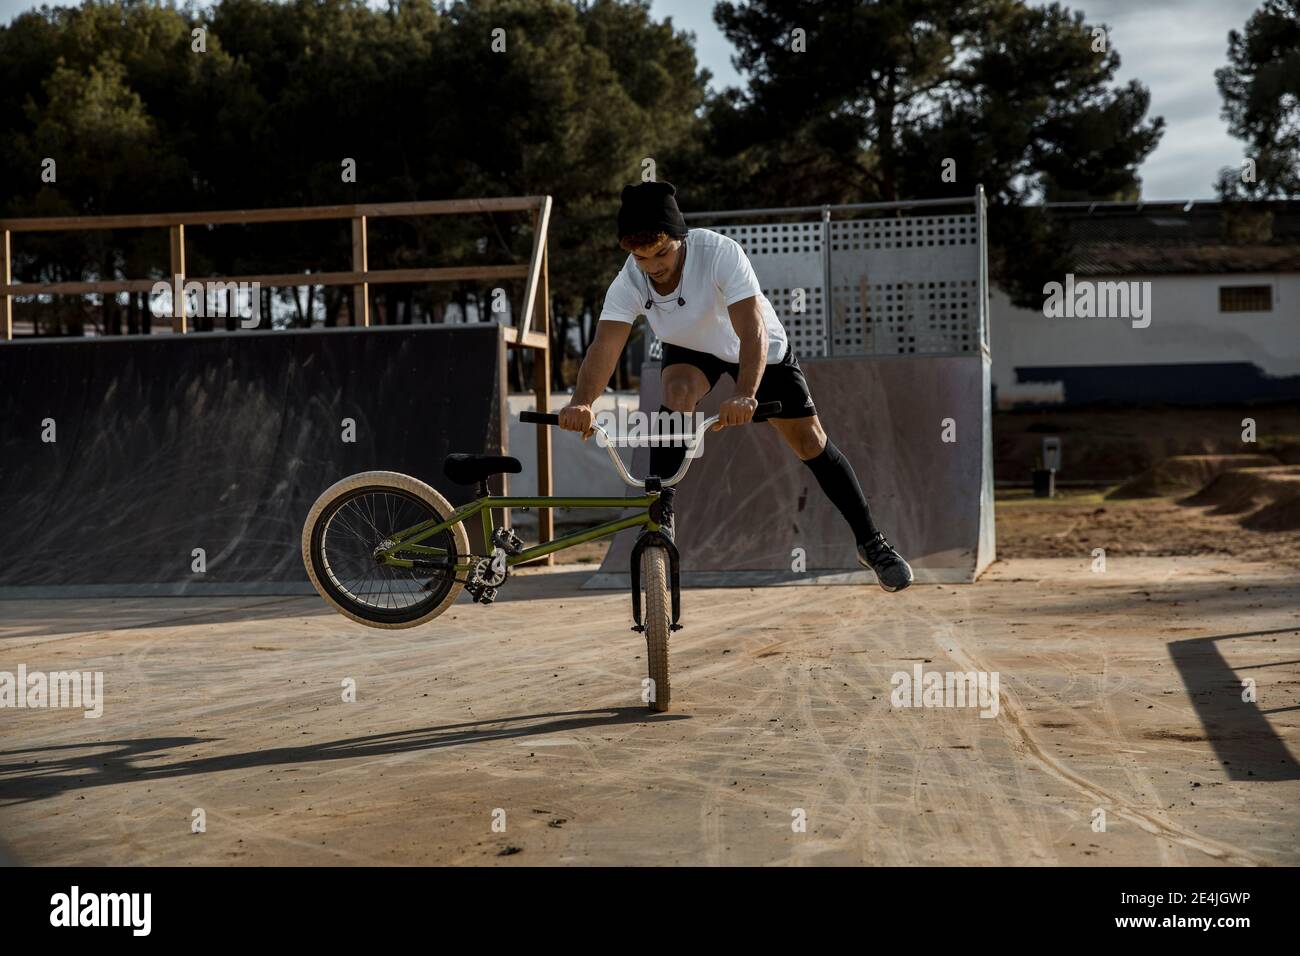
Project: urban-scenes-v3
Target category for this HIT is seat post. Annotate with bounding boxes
[476,478,490,499]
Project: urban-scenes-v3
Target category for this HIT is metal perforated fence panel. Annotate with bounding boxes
[826,212,980,356]
[658,192,987,361]
[707,220,827,357]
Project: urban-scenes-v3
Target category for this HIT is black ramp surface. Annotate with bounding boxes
[0,324,505,594]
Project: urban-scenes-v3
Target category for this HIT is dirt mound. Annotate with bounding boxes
[1182,465,1300,531]
[1106,454,1280,499]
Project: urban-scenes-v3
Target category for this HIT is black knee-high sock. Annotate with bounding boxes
[649,405,688,480]
[803,438,879,543]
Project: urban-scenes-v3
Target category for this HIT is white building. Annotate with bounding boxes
[991,200,1300,406]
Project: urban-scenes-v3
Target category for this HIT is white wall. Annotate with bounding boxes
[989,272,1300,396]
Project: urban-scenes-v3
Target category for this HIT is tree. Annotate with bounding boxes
[1215,0,1300,199]
[682,0,1164,305]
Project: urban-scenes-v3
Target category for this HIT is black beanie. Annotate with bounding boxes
[617,181,688,242]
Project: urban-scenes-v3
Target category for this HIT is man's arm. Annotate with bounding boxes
[718,295,769,426]
[559,319,633,436]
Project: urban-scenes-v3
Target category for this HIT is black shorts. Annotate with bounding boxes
[659,341,817,420]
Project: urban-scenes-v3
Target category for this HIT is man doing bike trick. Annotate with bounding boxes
[558,181,913,591]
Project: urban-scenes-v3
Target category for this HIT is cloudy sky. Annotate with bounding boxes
[0,0,1268,200]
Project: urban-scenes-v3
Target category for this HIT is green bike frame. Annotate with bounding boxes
[375,493,662,573]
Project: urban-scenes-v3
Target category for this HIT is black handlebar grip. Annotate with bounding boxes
[519,411,560,425]
[752,401,783,422]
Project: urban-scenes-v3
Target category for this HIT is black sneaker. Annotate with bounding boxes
[857,532,913,592]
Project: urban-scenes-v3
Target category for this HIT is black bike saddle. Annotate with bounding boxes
[443,454,523,486]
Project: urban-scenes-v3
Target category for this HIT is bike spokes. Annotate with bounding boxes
[319,490,454,612]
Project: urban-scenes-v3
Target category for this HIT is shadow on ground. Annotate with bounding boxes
[1168,626,1300,782]
[0,705,684,805]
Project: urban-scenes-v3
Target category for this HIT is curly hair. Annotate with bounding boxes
[619,230,672,254]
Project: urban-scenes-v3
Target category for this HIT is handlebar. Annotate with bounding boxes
[518,411,559,425]
[519,401,782,489]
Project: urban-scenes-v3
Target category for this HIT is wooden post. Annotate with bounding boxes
[168,224,187,333]
[351,216,369,326]
[495,328,511,542]
[1,229,11,340]
[535,231,553,562]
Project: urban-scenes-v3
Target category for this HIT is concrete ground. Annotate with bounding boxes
[1,557,1297,866]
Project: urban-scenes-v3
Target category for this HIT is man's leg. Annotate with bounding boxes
[767,415,912,591]
[649,363,711,481]
[767,415,877,540]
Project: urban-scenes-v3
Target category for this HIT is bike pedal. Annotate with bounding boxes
[491,528,525,555]
[475,587,498,605]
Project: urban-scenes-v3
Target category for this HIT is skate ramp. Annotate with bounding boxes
[588,353,995,586]
[0,324,506,596]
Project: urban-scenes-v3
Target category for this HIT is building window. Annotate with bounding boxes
[1219,285,1273,312]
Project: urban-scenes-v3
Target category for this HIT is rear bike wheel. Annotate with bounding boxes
[641,545,672,712]
[301,470,469,629]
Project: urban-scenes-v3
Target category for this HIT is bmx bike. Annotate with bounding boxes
[300,400,781,712]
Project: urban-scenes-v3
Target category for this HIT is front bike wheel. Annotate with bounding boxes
[641,546,672,712]
[301,471,470,629]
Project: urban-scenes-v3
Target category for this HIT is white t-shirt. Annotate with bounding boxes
[598,228,788,364]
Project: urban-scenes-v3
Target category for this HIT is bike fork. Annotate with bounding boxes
[630,485,682,632]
